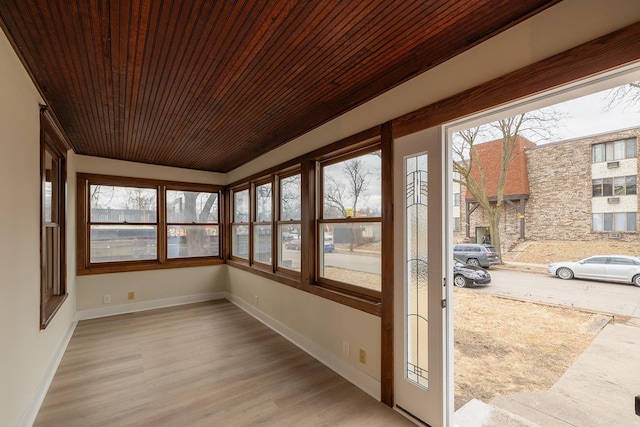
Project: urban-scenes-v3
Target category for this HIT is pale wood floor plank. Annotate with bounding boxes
[35,300,414,426]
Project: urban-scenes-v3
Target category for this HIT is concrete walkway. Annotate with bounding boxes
[456,321,640,426]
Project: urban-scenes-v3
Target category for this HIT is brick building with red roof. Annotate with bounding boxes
[455,128,639,252]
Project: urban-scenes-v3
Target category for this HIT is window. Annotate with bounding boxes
[319,149,382,295]
[592,138,637,163]
[592,212,637,232]
[592,175,636,197]
[166,189,219,258]
[78,174,222,274]
[453,217,461,232]
[454,192,460,207]
[278,173,301,272]
[626,176,637,195]
[223,131,387,315]
[608,257,638,265]
[253,181,273,265]
[89,184,158,263]
[41,116,67,328]
[231,188,249,259]
[583,257,607,264]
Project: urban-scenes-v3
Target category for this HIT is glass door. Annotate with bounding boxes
[394,126,450,426]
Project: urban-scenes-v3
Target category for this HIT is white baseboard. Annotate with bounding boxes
[18,319,77,427]
[74,292,226,321]
[225,292,381,401]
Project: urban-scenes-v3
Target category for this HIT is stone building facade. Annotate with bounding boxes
[455,127,640,253]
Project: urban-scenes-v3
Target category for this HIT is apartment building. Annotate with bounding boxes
[459,127,639,252]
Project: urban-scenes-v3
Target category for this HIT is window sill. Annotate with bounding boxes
[226,260,382,316]
[77,257,225,275]
[41,293,68,329]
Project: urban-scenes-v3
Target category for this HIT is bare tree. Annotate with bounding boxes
[454,109,565,259]
[127,188,155,222]
[90,185,113,208]
[280,175,301,221]
[324,157,373,251]
[604,81,640,112]
[324,158,371,217]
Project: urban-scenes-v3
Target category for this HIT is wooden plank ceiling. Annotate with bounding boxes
[0,1,558,172]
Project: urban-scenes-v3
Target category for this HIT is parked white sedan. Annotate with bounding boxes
[547,255,640,287]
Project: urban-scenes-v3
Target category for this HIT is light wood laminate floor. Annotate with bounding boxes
[35,300,414,426]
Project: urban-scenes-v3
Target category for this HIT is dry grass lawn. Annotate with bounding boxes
[325,240,616,411]
[454,288,601,409]
[504,239,640,265]
[450,239,633,408]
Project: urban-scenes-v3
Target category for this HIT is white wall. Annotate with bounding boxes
[0,28,77,427]
[74,155,228,314]
[75,154,226,184]
[226,268,381,395]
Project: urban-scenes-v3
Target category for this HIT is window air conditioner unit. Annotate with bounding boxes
[607,197,620,203]
[608,232,621,238]
[607,161,620,168]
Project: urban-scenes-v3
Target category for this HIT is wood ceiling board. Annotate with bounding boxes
[0,0,559,172]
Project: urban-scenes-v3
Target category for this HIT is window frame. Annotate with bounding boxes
[252,177,275,270]
[165,184,221,260]
[317,145,383,300]
[225,126,386,316]
[77,173,223,275]
[229,185,250,262]
[41,116,68,329]
[592,211,638,233]
[592,175,637,197]
[276,170,302,277]
[592,138,637,163]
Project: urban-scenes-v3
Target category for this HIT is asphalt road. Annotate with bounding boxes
[473,268,640,318]
[325,251,380,274]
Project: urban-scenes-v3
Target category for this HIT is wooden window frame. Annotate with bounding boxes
[41,115,68,329]
[77,173,223,275]
[165,184,222,261]
[252,177,275,271]
[226,128,386,316]
[276,170,303,278]
[316,145,383,300]
[229,186,250,262]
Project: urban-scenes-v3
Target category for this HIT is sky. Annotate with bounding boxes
[549,87,640,143]
[466,82,640,146]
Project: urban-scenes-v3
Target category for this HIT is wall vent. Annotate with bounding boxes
[607,161,620,168]
[607,197,620,203]
[608,232,621,238]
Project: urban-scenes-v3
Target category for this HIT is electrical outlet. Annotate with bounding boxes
[342,341,350,357]
[103,294,111,304]
[254,295,259,306]
[128,291,135,300]
[359,349,366,364]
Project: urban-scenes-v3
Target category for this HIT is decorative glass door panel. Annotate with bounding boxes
[394,127,447,426]
[406,154,429,389]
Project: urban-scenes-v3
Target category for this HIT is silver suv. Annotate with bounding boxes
[453,244,500,268]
